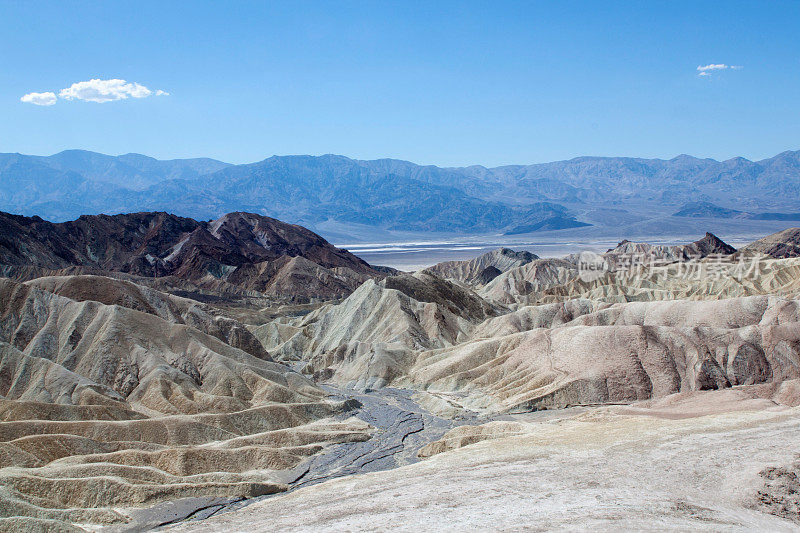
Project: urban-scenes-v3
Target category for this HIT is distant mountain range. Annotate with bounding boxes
[2,149,799,234]
[673,201,800,221]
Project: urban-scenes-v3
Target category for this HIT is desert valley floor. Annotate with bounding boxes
[1,211,800,531]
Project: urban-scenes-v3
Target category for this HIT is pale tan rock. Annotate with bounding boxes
[0,278,372,528]
[423,248,537,285]
[165,405,800,532]
[256,273,500,390]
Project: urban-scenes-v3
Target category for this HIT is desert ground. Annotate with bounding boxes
[166,390,800,532]
[1,212,799,531]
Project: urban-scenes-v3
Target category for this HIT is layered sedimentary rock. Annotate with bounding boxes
[227,255,375,300]
[0,210,383,301]
[264,262,800,413]
[423,248,537,285]
[478,253,800,307]
[23,274,269,359]
[539,256,800,304]
[4,217,800,530]
[478,258,579,305]
[603,232,736,264]
[0,277,370,527]
[253,272,500,389]
[741,227,800,258]
[403,297,800,412]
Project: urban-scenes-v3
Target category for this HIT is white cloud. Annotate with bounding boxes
[696,64,743,77]
[697,63,729,72]
[58,78,169,103]
[20,91,57,106]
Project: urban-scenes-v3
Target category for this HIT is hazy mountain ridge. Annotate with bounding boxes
[2,149,799,234]
[0,149,229,192]
[674,201,800,221]
[186,155,584,232]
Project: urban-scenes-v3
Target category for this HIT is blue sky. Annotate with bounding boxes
[1,0,798,166]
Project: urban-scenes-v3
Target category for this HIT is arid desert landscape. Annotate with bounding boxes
[0,210,799,531]
[5,2,800,531]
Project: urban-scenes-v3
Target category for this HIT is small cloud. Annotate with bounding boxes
[20,91,57,106]
[20,79,169,106]
[696,64,743,77]
[58,78,169,103]
[697,64,729,72]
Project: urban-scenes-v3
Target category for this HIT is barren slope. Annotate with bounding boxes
[0,278,370,528]
[254,272,501,390]
[423,248,538,285]
[0,210,383,301]
[5,226,800,531]
[165,395,800,532]
[741,227,800,258]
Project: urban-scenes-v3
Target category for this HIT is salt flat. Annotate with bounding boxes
[343,225,786,271]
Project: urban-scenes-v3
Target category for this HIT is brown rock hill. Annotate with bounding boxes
[741,227,800,258]
[423,247,538,285]
[605,232,736,263]
[0,210,381,300]
[23,274,270,359]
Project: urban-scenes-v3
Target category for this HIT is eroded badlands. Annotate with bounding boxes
[1,214,800,531]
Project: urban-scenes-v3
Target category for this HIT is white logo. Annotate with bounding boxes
[577,251,609,282]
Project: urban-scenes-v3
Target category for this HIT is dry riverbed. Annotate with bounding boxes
[161,388,800,532]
